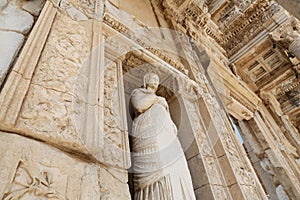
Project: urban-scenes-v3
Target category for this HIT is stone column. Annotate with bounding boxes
[238,120,279,200]
[260,91,300,155]
[172,92,226,200]
[162,9,268,196]
[169,75,267,200]
[252,110,300,199]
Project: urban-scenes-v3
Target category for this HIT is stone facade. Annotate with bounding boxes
[0,0,45,84]
[0,0,299,199]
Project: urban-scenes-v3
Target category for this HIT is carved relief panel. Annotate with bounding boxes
[0,132,101,200]
[0,0,130,169]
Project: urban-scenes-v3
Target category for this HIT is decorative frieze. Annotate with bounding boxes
[163,0,283,57]
[102,13,190,76]
[49,0,103,21]
[2,0,300,199]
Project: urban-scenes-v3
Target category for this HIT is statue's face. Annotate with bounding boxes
[146,82,159,92]
[145,75,159,92]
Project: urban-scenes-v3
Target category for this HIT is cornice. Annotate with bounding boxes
[164,0,285,59]
[163,0,225,56]
[222,0,270,43]
[102,13,189,76]
[223,1,283,57]
[209,63,261,112]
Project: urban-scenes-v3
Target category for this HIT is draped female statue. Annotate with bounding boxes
[129,73,196,200]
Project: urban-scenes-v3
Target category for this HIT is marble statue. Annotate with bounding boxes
[129,73,196,200]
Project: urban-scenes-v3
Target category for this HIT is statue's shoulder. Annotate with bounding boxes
[130,88,147,97]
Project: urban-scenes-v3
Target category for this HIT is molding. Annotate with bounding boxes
[0,1,57,129]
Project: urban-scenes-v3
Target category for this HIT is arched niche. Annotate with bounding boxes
[121,51,203,194]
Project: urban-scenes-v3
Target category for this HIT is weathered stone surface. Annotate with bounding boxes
[276,185,290,200]
[99,168,131,200]
[21,0,45,16]
[187,155,208,189]
[52,0,103,21]
[187,155,224,189]
[0,129,131,200]
[0,4,34,34]
[0,31,24,83]
[16,83,85,149]
[0,0,8,10]
[228,183,244,200]
[0,131,101,199]
[0,10,130,168]
[29,13,90,94]
[14,13,91,154]
[276,0,300,20]
[1,0,300,199]
[194,185,214,200]
[65,6,89,21]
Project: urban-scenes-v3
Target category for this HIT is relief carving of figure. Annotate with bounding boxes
[129,73,196,200]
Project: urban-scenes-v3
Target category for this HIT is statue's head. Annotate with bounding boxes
[143,73,159,92]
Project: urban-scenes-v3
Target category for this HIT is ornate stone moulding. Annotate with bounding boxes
[0,0,131,169]
[121,52,200,102]
[224,1,284,57]
[170,0,283,58]
[163,0,221,42]
[49,0,103,21]
[102,12,190,76]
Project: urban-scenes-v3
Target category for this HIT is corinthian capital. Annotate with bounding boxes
[270,17,300,59]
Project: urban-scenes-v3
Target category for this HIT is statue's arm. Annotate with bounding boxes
[130,89,161,114]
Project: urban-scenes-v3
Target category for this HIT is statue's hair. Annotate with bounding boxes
[143,73,159,88]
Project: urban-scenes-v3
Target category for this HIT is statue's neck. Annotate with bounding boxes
[142,87,156,94]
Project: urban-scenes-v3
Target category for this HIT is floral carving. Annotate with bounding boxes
[3,162,66,200]
[101,62,130,167]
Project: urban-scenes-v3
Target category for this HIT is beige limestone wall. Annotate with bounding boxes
[0,0,45,84]
[209,58,300,199]
[119,0,158,27]
[0,1,132,199]
[0,131,130,199]
[0,0,131,167]
[2,0,299,199]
